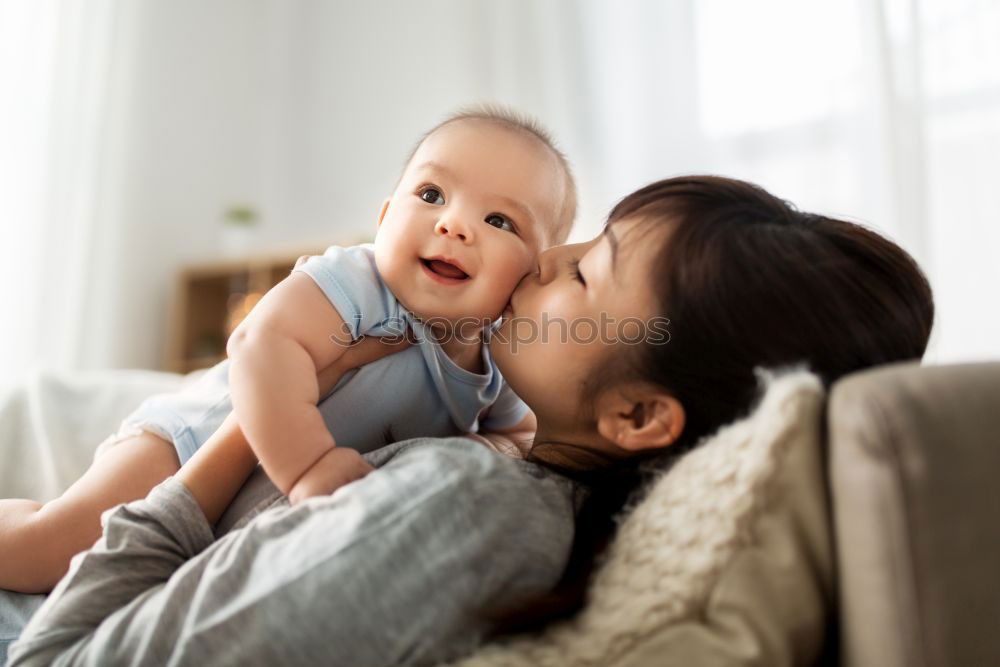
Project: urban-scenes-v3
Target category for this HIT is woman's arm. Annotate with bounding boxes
[175,411,259,525]
[6,478,217,666]
[7,334,416,665]
[5,414,258,666]
[7,440,578,667]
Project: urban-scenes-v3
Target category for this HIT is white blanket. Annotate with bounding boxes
[0,368,194,502]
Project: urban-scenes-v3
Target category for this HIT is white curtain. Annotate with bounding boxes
[1,0,997,375]
[547,0,999,364]
[0,0,128,378]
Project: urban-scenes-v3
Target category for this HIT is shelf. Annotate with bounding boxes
[163,245,329,373]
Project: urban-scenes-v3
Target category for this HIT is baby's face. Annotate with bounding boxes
[375,120,565,326]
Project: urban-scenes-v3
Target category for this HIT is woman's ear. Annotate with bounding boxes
[377,198,391,227]
[595,385,685,452]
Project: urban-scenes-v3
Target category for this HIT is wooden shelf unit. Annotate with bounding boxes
[164,247,327,373]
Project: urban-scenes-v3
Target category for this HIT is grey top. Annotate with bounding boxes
[5,438,583,667]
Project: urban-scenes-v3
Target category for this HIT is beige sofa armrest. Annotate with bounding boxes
[828,361,1000,667]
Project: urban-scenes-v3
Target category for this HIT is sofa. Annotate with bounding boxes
[826,361,1000,666]
[1,361,998,666]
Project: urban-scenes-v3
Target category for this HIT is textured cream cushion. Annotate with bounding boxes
[458,369,833,666]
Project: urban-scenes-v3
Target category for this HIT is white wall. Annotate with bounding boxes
[100,0,521,369]
[26,0,999,370]
[89,1,273,369]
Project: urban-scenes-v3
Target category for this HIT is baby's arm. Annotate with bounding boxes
[227,271,357,497]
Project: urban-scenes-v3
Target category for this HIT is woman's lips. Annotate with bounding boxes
[420,258,469,286]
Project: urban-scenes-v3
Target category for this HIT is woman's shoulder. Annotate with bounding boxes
[357,438,582,553]
[368,437,580,497]
[462,430,534,459]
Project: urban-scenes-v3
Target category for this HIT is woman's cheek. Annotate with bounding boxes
[535,289,572,322]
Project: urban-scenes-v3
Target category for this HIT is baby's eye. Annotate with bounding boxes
[419,187,445,205]
[485,213,516,234]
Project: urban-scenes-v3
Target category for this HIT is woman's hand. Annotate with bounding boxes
[287,447,374,505]
[316,332,415,396]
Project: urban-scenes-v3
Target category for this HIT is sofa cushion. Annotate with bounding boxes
[828,361,1000,667]
[458,369,834,666]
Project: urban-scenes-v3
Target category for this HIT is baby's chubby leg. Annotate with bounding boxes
[0,431,180,594]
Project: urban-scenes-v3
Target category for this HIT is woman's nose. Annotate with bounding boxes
[536,246,561,285]
[434,215,473,243]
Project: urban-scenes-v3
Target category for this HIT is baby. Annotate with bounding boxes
[0,106,577,592]
[226,107,575,500]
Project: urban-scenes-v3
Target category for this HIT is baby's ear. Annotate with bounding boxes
[377,198,391,227]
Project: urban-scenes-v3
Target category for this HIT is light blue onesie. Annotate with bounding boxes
[120,244,528,465]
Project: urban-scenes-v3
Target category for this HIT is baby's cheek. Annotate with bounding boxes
[372,242,398,279]
[374,251,414,309]
[504,246,539,284]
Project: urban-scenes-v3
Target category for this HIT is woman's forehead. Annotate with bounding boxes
[584,219,663,318]
[601,215,671,263]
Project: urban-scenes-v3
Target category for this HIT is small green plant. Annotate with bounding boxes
[223,205,259,227]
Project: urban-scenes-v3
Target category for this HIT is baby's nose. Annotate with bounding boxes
[434,217,472,242]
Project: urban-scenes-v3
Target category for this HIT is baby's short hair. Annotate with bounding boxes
[405,104,577,246]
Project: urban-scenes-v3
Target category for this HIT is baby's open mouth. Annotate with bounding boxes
[421,258,469,280]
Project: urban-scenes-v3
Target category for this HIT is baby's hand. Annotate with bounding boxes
[287,447,374,505]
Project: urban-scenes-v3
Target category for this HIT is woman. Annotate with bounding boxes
[5,176,933,666]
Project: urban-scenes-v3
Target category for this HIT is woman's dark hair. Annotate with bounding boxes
[490,174,935,635]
